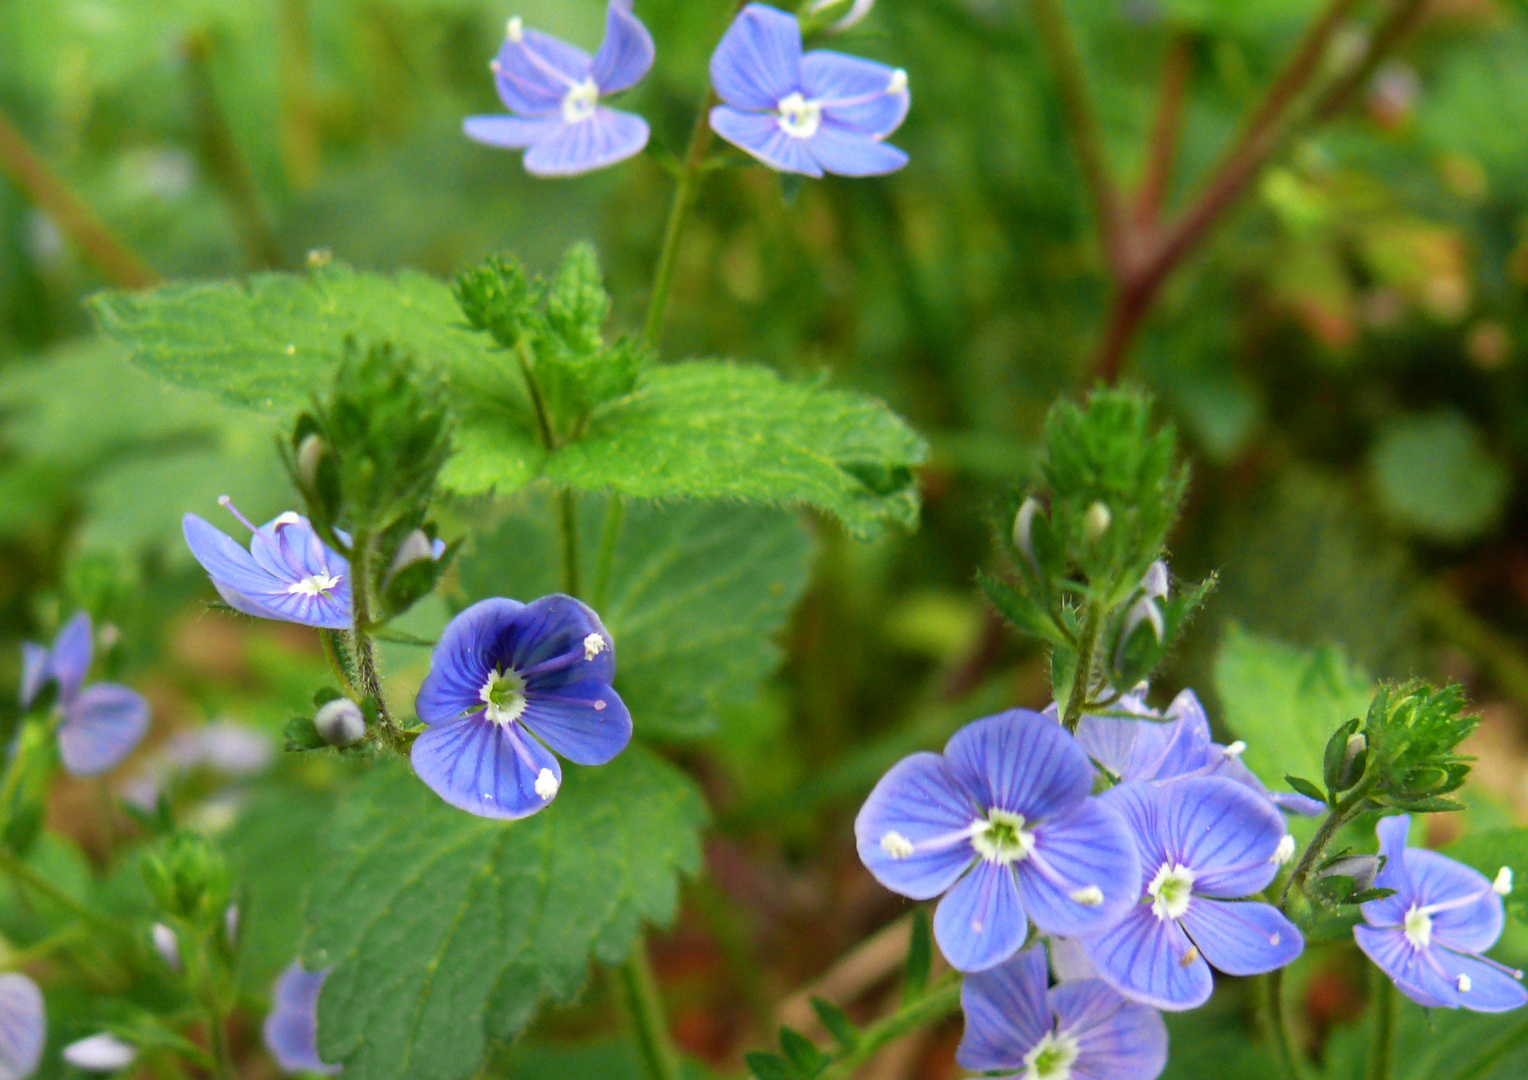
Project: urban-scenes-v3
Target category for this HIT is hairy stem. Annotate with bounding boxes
[559,488,582,599]
[1061,600,1104,732]
[619,943,685,1080]
[1278,772,1377,910]
[590,495,625,610]
[1263,969,1309,1080]
[1365,965,1395,1080]
[1135,34,1193,225]
[348,531,399,747]
[644,90,718,348]
[814,975,963,1080]
[514,340,557,452]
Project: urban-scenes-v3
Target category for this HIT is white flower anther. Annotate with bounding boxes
[583,633,607,661]
[1271,835,1297,866]
[880,831,914,860]
[1494,867,1514,896]
[534,768,559,801]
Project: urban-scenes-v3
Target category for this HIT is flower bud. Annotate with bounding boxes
[1340,731,1368,787]
[1083,501,1112,543]
[1012,497,1042,571]
[225,903,240,948]
[1142,560,1169,600]
[64,1034,138,1072]
[152,922,181,972]
[314,698,366,748]
[807,0,874,31]
[296,433,328,497]
[1318,854,1382,893]
[385,529,445,585]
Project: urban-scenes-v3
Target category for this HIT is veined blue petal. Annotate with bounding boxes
[800,52,907,138]
[709,107,823,176]
[49,612,94,704]
[1050,979,1168,1080]
[591,0,655,94]
[183,513,351,629]
[1353,925,1458,1009]
[1430,949,1528,1012]
[57,684,149,776]
[1362,815,1417,928]
[1406,849,1503,955]
[1094,782,1173,880]
[523,109,649,176]
[943,710,1093,821]
[411,714,562,820]
[522,679,631,766]
[0,973,44,1080]
[417,598,523,724]
[1269,791,1327,816]
[19,643,47,710]
[1082,903,1212,1011]
[1161,776,1283,897]
[513,595,615,688]
[955,945,1049,1073]
[1019,797,1139,936]
[1180,898,1302,976]
[493,29,591,116]
[806,125,907,177]
[934,859,1027,973]
[263,962,340,1075]
[856,752,978,899]
[710,4,803,111]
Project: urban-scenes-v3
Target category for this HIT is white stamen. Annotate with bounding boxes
[593,699,607,711]
[1270,933,1281,946]
[777,92,823,139]
[1494,867,1514,896]
[583,633,607,661]
[1271,835,1297,866]
[880,831,914,860]
[534,768,559,800]
[1147,863,1196,921]
[1069,885,1104,907]
[287,573,342,597]
[506,16,523,42]
[887,68,908,94]
[1458,973,1472,993]
[1404,904,1432,949]
[562,76,599,123]
[1223,740,1247,758]
[273,511,302,527]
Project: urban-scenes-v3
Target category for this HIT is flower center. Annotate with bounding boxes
[287,573,341,597]
[1404,903,1432,949]
[1022,1031,1080,1080]
[777,92,822,139]
[1148,862,1196,920]
[480,669,528,726]
[562,77,599,123]
[970,809,1035,865]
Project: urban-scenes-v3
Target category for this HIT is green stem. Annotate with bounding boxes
[815,975,962,1080]
[348,531,400,748]
[1263,969,1309,1080]
[1060,600,1104,732]
[643,89,717,348]
[1278,772,1378,909]
[590,495,624,610]
[619,943,684,1080]
[558,488,581,599]
[203,996,234,1080]
[514,340,557,452]
[1365,965,1394,1080]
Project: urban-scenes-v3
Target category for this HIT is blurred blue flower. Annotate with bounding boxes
[411,596,632,820]
[0,973,45,1080]
[856,710,1140,973]
[465,1,654,177]
[1080,777,1303,1011]
[21,612,149,777]
[264,962,340,1076]
[1355,815,1526,1011]
[709,3,909,178]
[183,498,352,630]
[958,945,1166,1080]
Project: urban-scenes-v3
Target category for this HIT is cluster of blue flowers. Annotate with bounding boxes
[465,1,910,178]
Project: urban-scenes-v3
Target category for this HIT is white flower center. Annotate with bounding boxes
[480,669,528,726]
[777,92,823,139]
[1022,1031,1080,1080]
[1148,863,1196,920]
[563,77,599,123]
[534,768,559,800]
[287,572,341,597]
[583,632,607,661]
[970,809,1036,866]
[1404,903,1432,949]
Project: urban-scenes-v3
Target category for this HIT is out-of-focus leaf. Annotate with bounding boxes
[1319,998,1528,1080]
[1369,411,1509,544]
[1444,828,1528,924]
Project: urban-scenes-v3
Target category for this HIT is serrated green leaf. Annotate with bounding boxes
[459,496,815,739]
[301,749,706,1080]
[1444,828,1528,922]
[1369,411,1510,544]
[1214,626,1372,791]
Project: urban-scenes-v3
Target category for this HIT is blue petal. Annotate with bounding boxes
[514,595,616,689]
[591,0,655,95]
[856,752,978,900]
[944,710,1093,821]
[263,962,340,1075]
[709,107,823,176]
[410,715,562,820]
[1081,903,1213,1012]
[955,945,1050,1073]
[1161,776,1284,898]
[20,643,47,709]
[710,4,802,111]
[805,125,907,177]
[1147,689,1214,780]
[1180,898,1302,976]
[49,612,94,704]
[1433,950,1528,1012]
[1270,791,1327,816]
[522,679,631,766]
[417,598,523,725]
[1361,815,1417,928]
[1019,797,1140,937]
[1050,979,1168,1080]
[466,114,561,148]
[523,109,649,176]
[0,973,45,1080]
[183,514,352,629]
[1073,694,1156,781]
[935,859,1028,973]
[800,51,908,137]
[1407,849,1504,954]
[1353,925,1458,1009]
[1093,782,1172,888]
[493,29,591,116]
[57,684,149,776]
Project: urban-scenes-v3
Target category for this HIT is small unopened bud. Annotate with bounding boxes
[1142,560,1169,600]
[225,904,240,948]
[386,530,444,583]
[1494,867,1514,896]
[64,1034,137,1072]
[1341,731,1367,784]
[296,433,327,495]
[808,0,875,31]
[1121,596,1164,645]
[1318,854,1383,893]
[1012,497,1042,570]
[314,698,366,748]
[1083,501,1112,543]
[152,923,181,972]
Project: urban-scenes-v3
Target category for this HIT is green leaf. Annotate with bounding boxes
[1444,828,1528,923]
[1369,411,1510,544]
[301,749,705,1080]
[745,1052,800,1080]
[458,497,816,739]
[903,910,932,1002]
[1319,998,1528,1080]
[809,998,858,1053]
[1284,775,1327,806]
[1213,626,1372,791]
[778,1027,830,1076]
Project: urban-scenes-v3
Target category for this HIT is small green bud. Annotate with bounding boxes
[142,833,232,924]
[1012,497,1042,571]
[296,433,327,496]
[314,698,367,748]
[1083,501,1112,543]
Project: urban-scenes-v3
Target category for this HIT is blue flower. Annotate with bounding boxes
[183,498,351,630]
[0,973,45,1080]
[22,613,149,777]
[708,4,909,178]
[856,710,1141,973]
[263,962,340,1076]
[958,944,1167,1080]
[411,596,632,820]
[1079,777,1303,1011]
[465,1,654,177]
[1354,815,1526,1012]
